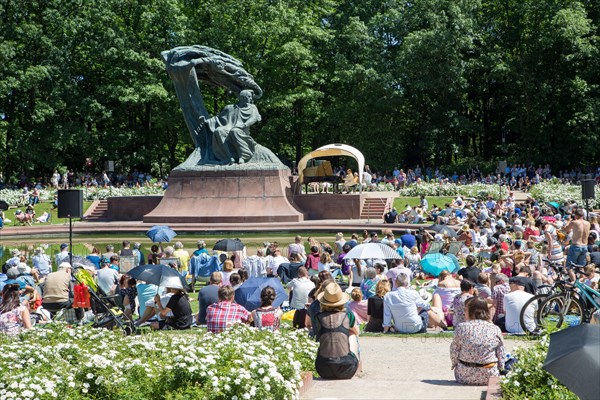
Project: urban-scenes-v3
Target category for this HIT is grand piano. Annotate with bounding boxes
[302,160,343,193]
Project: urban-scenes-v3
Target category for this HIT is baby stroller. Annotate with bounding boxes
[73,268,136,335]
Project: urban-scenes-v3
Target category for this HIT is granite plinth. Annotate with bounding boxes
[143,168,303,223]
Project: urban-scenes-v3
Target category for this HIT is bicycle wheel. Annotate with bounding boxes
[538,293,585,332]
[519,293,548,335]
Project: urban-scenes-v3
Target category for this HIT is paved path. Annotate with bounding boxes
[302,335,524,400]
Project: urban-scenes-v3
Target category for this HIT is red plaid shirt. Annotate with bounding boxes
[493,283,510,320]
[206,300,250,333]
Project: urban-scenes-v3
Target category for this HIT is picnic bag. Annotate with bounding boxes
[73,283,91,308]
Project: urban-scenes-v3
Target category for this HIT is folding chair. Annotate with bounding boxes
[119,256,137,274]
[425,241,445,255]
[447,241,465,257]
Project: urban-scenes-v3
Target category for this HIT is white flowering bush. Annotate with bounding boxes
[82,186,164,201]
[529,180,600,208]
[0,188,53,206]
[0,186,164,206]
[0,324,317,400]
[397,182,507,199]
[501,335,576,400]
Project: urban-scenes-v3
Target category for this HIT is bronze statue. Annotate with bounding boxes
[161,45,282,168]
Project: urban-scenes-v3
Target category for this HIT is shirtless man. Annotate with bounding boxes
[563,208,590,279]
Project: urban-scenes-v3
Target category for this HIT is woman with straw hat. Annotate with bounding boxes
[313,282,360,380]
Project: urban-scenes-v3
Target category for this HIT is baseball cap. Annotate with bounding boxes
[60,243,69,250]
[100,257,110,264]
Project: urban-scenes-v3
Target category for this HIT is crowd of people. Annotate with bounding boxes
[0,168,167,192]
[4,161,600,196]
[323,163,600,192]
[1,189,600,384]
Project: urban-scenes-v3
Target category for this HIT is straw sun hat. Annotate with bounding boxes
[317,282,349,308]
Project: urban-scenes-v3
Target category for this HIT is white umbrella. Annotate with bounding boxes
[343,243,402,260]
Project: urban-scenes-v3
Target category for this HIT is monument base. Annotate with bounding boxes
[143,168,303,223]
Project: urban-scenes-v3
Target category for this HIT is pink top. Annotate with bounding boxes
[347,300,369,324]
[433,287,461,309]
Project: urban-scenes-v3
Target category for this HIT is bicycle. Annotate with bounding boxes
[536,262,600,332]
[518,260,569,335]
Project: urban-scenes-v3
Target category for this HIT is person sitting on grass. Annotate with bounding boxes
[150,281,192,330]
[314,282,360,380]
[364,280,391,332]
[452,279,475,327]
[206,285,252,333]
[120,276,137,318]
[0,284,32,335]
[450,296,505,385]
[347,288,368,324]
[360,267,380,300]
[383,274,446,334]
[251,286,282,331]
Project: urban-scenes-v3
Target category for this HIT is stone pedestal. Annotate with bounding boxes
[143,168,303,223]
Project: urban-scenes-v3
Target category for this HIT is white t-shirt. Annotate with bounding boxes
[318,261,335,273]
[503,290,536,334]
[286,277,315,310]
[351,261,366,285]
[96,268,119,295]
[243,255,267,278]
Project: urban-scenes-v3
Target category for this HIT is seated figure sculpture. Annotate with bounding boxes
[200,90,260,164]
[161,45,283,168]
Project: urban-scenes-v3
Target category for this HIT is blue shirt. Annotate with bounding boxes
[193,248,209,257]
[86,255,101,269]
[32,254,51,275]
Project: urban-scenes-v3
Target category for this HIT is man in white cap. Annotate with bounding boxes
[151,279,193,330]
[7,249,21,267]
[42,262,76,314]
[32,247,51,279]
[55,243,69,265]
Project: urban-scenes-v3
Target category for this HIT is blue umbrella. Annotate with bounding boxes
[234,277,287,312]
[420,253,460,277]
[145,225,177,243]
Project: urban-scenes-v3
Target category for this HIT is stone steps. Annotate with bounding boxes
[84,199,109,221]
[360,198,389,219]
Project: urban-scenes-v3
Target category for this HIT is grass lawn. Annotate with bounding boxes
[6,200,93,226]
[393,196,455,211]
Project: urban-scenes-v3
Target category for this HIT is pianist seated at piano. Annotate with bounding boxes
[302,160,343,193]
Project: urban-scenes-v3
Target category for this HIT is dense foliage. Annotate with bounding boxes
[1,0,599,181]
[0,324,318,400]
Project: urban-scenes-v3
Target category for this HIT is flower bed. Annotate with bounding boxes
[397,182,508,199]
[500,335,576,400]
[529,180,600,209]
[0,324,318,400]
